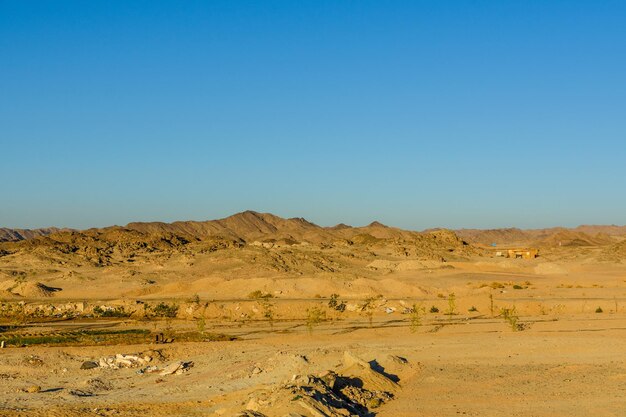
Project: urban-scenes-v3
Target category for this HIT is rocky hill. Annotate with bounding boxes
[0,227,65,242]
[456,225,625,247]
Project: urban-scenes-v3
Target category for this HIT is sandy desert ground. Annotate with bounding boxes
[1,212,625,416]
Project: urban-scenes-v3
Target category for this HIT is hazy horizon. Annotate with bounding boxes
[2,1,625,230]
[2,208,625,233]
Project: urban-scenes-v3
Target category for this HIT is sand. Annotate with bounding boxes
[1,213,625,416]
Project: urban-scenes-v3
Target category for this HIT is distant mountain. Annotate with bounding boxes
[455,228,532,245]
[126,210,334,243]
[0,227,66,242]
[456,225,625,247]
[0,211,477,268]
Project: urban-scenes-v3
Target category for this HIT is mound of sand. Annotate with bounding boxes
[0,281,62,298]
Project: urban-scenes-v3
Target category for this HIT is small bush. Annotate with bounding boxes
[501,306,526,331]
[259,299,275,328]
[468,306,478,312]
[150,302,179,318]
[247,290,273,299]
[446,293,457,316]
[595,307,603,313]
[512,285,523,290]
[328,294,346,312]
[429,306,439,313]
[409,303,425,333]
[306,306,326,334]
[93,306,131,318]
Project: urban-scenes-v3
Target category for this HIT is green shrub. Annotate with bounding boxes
[409,303,425,333]
[501,306,525,331]
[151,302,179,318]
[306,306,326,334]
[247,290,273,299]
[446,293,457,316]
[93,306,131,318]
[328,294,346,312]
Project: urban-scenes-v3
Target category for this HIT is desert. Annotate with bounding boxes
[3,2,626,416]
[1,211,625,416]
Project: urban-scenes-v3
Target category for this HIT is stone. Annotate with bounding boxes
[81,361,98,370]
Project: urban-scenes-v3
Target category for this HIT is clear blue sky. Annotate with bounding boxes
[1,1,625,230]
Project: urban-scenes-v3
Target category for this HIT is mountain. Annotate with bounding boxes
[0,227,66,242]
[0,211,477,271]
[456,225,625,247]
[126,210,334,243]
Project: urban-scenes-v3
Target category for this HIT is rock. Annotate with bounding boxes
[80,361,99,370]
[23,385,41,393]
[342,351,369,368]
[159,361,194,375]
[387,355,409,365]
[97,353,151,369]
[252,366,262,375]
[246,397,259,411]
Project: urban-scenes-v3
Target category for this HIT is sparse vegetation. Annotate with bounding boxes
[409,303,425,333]
[429,306,439,313]
[259,299,275,328]
[446,293,456,317]
[500,306,525,331]
[196,316,206,333]
[248,290,274,299]
[0,329,150,347]
[146,302,179,318]
[468,306,478,312]
[306,306,326,334]
[360,296,379,327]
[93,305,131,318]
[328,293,346,312]
[595,307,603,313]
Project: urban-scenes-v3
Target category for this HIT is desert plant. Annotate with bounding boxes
[248,290,273,299]
[188,293,201,305]
[196,316,206,334]
[328,294,346,312]
[595,307,603,313]
[429,306,439,313]
[489,293,495,317]
[93,306,131,318]
[150,302,179,318]
[360,297,377,327]
[259,299,275,328]
[500,306,524,331]
[306,306,326,334]
[468,306,478,312]
[446,293,457,317]
[409,303,425,333]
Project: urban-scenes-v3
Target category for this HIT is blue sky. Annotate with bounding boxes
[1,1,625,230]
